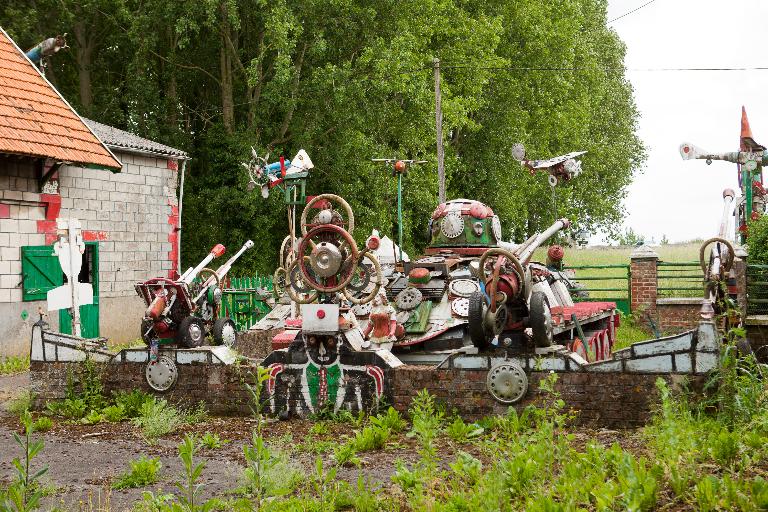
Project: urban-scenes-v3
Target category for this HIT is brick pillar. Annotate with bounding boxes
[630,245,659,316]
[734,245,748,316]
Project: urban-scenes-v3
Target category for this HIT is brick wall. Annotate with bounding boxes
[657,299,705,331]
[0,152,179,356]
[30,358,705,428]
[630,247,658,316]
[392,366,703,427]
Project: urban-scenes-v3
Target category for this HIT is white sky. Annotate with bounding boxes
[603,0,768,243]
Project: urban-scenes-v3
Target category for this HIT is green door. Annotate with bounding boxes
[59,242,100,338]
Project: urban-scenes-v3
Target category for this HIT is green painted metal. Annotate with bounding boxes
[655,261,702,298]
[59,242,100,339]
[21,245,63,301]
[747,264,768,315]
[563,263,631,315]
[221,275,274,331]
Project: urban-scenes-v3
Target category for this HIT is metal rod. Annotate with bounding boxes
[177,160,186,278]
[397,173,403,261]
[518,218,570,264]
[434,57,445,203]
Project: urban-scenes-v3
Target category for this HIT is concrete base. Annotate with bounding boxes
[0,295,146,358]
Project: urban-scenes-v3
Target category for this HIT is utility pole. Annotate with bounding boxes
[434,57,445,203]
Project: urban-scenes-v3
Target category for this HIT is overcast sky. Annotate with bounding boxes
[603,0,768,243]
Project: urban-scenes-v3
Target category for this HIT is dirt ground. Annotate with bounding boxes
[0,372,644,511]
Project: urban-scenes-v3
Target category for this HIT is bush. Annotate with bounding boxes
[132,398,183,442]
[747,215,768,264]
[32,417,53,432]
[111,455,162,490]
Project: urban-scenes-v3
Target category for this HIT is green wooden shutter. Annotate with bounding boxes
[21,245,63,301]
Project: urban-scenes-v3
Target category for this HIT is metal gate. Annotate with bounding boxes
[747,264,768,316]
[563,264,631,315]
[221,275,273,331]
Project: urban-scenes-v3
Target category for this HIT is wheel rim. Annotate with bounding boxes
[487,362,528,404]
[221,322,236,347]
[188,323,203,343]
[146,355,178,391]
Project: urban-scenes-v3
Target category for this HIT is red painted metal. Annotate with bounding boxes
[211,243,226,257]
[167,202,180,279]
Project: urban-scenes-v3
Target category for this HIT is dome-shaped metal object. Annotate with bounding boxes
[310,242,343,277]
[486,362,527,404]
[440,211,464,239]
[145,355,178,392]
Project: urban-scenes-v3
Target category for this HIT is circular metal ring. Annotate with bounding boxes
[699,236,735,275]
[343,252,383,305]
[301,194,355,236]
[486,362,527,404]
[478,247,526,306]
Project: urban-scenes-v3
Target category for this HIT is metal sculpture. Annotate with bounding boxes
[699,189,737,322]
[135,240,254,350]
[680,107,767,241]
[261,195,394,417]
[46,218,93,337]
[512,143,586,186]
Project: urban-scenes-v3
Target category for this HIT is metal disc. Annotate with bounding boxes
[310,242,343,277]
[440,211,464,239]
[486,362,528,404]
[449,279,479,298]
[417,256,445,264]
[145,355,178,392]
[395,311,411,324]
[395,287,423,311]
[451,297,470,317]
[220,322,237,347]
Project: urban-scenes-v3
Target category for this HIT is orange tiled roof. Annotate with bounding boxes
[0,28,121,170]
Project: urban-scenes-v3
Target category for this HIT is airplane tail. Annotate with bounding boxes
[679,142,710,160]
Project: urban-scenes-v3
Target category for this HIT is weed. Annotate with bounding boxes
[351,423,390,452]
[200,432,228,450]
[113,390,155,418]
[308,422,330,436]
[101,405,127,423]
[32,417,53,432]
[241,431,303,499]
[371,406,406,433]
[332,443,361,467]
[0,356,30,375]
[1,410,49,511]
[184,401,208,424]
[132,398,183,442]
[7,390,34,416]
[445,416,484,443]
[175,434,216,511]
[46,398,87,420]
[112,456,162,490]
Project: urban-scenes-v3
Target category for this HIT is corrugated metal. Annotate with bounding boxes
[0,28,122,170]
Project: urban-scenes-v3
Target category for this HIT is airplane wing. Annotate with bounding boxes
[527,151,587,169]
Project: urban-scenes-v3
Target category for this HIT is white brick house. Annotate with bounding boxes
[0,27,188,356]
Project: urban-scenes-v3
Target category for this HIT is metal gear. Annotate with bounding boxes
[451,297,470,317]
[486,362,527,404]
[395,287,423,310]
[449,279,480,298]
[440,211,464,238]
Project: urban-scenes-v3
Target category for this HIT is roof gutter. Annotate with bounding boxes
[104,144,191,161]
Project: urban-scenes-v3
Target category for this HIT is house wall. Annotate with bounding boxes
[0,152,179,357]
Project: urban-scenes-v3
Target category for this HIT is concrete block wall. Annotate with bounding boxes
[0,152,179,356]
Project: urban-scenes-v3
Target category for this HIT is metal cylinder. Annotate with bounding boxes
[518,219,571,264]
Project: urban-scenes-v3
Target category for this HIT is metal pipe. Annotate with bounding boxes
[512,234,538,257]
[518,218,571,264]
[719,188,735,238]
[193,240,254,302]
[182,244,225,285]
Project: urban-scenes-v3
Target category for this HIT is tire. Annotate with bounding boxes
[529,291,553,348]
[468,291,489,348]
[212,317,237,347]
[176,316,206,348]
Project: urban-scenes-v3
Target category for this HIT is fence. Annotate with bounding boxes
[221,275,274,331]
[656,262,702,298]
[563,264,631,315]
[747,264,768,316]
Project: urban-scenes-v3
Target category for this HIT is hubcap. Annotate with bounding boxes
[487,362,528,404]
[310,242,342,277]
[145,355,178,391]
[222,323,236,347]
[188,323,203,342]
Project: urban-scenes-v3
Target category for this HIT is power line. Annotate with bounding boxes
[439,64,768,73]
[608,0,658,23]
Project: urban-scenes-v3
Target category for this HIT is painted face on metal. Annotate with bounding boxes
[304,334,339,366]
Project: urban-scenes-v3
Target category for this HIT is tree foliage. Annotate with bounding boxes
[1,0,644,274]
